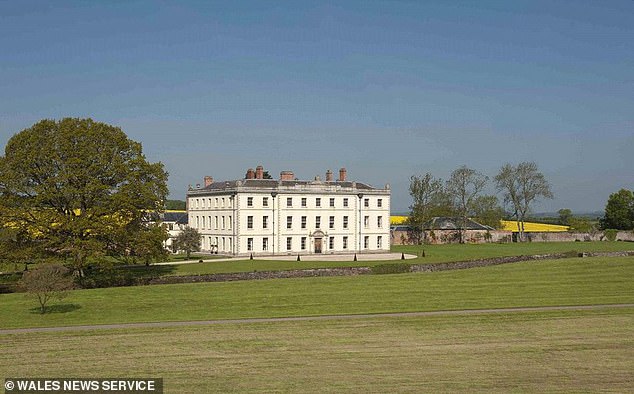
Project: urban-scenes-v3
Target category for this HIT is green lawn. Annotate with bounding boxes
[2,308,633,392]
[164,241,634,276]
[2,241,632,279]
[165,253,222,262]
[1,256,632,329]
[393,240,634,260]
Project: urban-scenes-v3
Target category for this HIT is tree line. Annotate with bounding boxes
[408,162,553,242]
[409,163,634,243]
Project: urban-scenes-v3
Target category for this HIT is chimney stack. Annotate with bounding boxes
[326,169,333,182]
[339,167,347,182]
[255,165,264,179]
[204,176,213,187]
[246,168,255,179]
[280,171,294,181]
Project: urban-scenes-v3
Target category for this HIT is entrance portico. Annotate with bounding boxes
[310,230,326,254]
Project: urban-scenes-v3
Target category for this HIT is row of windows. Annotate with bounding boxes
[203,236,232,252]
[246,215,384,230]
[192,197,233,210]
[246,236,384,251]
[193,215,232,230]
[163,223,186,231]
[193,195,387,210]
[246,196,385,208]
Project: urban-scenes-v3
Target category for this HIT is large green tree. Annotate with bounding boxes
[495,162,553,242]
[0,118,169,274]
[601,189,634,230]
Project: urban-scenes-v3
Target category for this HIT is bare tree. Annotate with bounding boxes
[446,166,488,243]
[19,263,74,314]
[407,173,452,243]
[495,162,553,242]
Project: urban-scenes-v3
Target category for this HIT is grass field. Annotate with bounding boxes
[158,241,634,276]
[2,308,633,392]
[2,255,633,392]
[1,256,632,329]
[2,241,632,278]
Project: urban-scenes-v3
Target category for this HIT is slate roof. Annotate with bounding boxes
[163,211,188,224]
[390,225,411,231]
[193,179,378,192]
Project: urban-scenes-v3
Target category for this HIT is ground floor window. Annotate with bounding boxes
[247,238,253,251]
[301,237,306,250]
[377,236,382,248]
[329,236,334,249]
[343,236,348,249]
[286,237,292,251]
[263,237,269,251]
[364,236,369,249]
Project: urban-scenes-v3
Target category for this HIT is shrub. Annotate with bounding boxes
[371,263,412,275]
[0,272,23,294]
[19,263,74,313]
[604,229,618,242]
[79,266,140,288]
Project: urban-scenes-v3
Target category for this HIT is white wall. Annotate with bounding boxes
[188,187,390,256]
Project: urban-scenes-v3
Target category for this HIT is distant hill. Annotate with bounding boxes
[532,211,603,219]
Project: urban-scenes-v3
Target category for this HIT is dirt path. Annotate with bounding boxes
[2,303,632,335]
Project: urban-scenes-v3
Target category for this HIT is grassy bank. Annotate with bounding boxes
[2,241,632,279]
[2,308,632,392]
[1,256,632,329]
[166,241,634,276]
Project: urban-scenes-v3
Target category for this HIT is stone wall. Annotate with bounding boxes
[410,250,634,272]
[524,231,634,243]
[142,266,371,285]
[391,229,634,245]
[391,229,512,245]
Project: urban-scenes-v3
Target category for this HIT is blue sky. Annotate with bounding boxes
[1,0,633,214]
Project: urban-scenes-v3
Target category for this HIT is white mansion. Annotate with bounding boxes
[186,166,391,256]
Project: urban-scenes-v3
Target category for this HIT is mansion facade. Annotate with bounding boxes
[186,166,391,256]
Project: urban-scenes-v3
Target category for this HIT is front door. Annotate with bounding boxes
[314,238,322,254]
